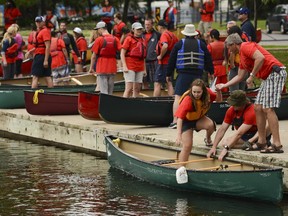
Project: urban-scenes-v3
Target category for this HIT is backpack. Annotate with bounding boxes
[126,36,146,58]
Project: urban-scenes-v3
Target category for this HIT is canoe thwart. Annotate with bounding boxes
[196,163,242,171]
[162,158,214,166]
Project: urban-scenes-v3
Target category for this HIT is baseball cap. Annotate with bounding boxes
[94,21,106,30]
[132,22,143,30]
[157,19,168,28]
[35,16,45,22]
[236,7,250,14]
[73,27,82,34]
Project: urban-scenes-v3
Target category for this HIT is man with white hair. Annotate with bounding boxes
[166,24,214,129]
[217,33,287,153]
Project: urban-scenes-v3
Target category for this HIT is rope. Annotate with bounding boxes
[33,89,45,104]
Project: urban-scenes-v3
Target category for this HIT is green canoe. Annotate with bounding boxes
[105,135,283,203]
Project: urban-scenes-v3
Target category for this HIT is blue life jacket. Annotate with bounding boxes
[176,38,204,70]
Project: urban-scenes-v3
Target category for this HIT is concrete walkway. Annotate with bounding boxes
[0,108,288,192]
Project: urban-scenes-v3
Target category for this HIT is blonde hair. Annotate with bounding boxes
[11,23,20,32]
[2,26,17,45]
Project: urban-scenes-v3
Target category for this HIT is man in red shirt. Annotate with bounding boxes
[207,90,268,161]
[25,16,53,88]
[154,19,178,97]
[217,33,287,154]
[89,21,121,94]
[198,0,215,37]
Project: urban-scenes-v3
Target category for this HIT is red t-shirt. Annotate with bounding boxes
[50,38,66,69]
[175,88,216,120]
[158,30,177,65]
[239,42,283,80]
[144,32,152,44]
[72,37,87,63]
[34,27,51,55]
[122,35,145,72]
[223,103,257,132]
[92,34,121,74]
[113,21,126,41]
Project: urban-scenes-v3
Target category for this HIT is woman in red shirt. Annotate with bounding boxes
[175,79,221,162]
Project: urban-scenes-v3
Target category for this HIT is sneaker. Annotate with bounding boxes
[168,122,177,129]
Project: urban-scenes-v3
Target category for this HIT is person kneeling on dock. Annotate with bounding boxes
[207,90,270,161]
[175,79,222,162]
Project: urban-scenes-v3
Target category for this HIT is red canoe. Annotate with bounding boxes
[24,90,79,115]
[78,91,101,120]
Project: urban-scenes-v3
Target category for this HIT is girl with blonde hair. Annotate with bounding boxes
[1,25,18,79]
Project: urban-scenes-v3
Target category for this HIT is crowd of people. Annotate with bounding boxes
[0,0,286,161]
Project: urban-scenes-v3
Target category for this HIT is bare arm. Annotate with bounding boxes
[157,43,168,60]
[207,122,230,158]
[246,50,265,85]
[120,48,128,72]
[44,40,50,68]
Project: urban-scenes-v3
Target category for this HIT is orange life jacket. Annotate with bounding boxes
[209,41,224,65]
[50,38,62,57]
[179,90,210,121]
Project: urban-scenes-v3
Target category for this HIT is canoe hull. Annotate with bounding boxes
[78,91,101,120]
[24,91,78,115]
[105,135,283,203]
[0,85,96,109]
[99,94,173,125]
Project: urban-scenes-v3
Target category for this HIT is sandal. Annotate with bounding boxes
[245,142,266,151]
[260,144,284,154]
[204,138,213,147]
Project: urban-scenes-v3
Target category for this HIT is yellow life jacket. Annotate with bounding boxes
[179,90,210,121]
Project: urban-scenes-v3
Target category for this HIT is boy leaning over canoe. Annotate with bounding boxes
[175,79,222,162]
[206,90,271,161]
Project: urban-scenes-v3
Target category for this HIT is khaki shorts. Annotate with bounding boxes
[124,70,144,83]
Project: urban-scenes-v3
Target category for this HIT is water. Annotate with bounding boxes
[0,137,287,216]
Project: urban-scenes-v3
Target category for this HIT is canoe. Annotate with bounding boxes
[99,93,174,125]
[0,84,96,109]
[78,89,169,121]
[105,135,283,203]
[0,71,124,86]
[24,90,79,115]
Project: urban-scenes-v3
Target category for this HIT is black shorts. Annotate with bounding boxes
[15,59,22,75]
[31,54,52,77]
[182,120,200,133]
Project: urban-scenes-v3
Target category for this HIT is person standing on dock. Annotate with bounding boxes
[175,79,221,162]
[217,33,287,154]
[121,22,147,98]
[25,16,53,88]
[89,21,121,94]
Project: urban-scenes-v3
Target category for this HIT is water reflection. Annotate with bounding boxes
[0,138,286,215]
[107,168,285,216]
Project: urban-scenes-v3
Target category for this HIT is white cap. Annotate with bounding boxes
[132,22,143,30]
[94,21,106,30]
[73,27,82,34]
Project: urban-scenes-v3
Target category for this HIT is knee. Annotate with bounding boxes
[254,104,263,113]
